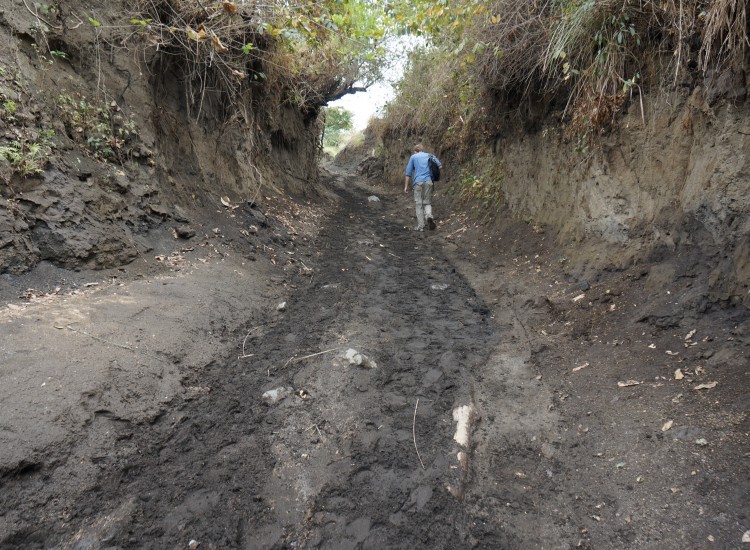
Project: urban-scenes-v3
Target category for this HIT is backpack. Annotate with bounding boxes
[428,154,441,182]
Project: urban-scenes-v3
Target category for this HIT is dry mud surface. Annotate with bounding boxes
[1,168,748,549]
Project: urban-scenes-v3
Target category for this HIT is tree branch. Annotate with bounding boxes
[326,85,367,103]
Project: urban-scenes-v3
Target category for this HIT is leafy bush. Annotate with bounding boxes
[0,130,55,177]
[56,93,140,162]
[131,0,389,118]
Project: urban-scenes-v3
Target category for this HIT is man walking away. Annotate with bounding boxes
[404,143,442,231]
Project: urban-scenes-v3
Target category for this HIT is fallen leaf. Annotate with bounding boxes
[572,362,590,372]
[210,32,228,53]
[672,393,683,403]
[708,535,715,542]
[693,381,717,390]
[222,0,238,13]
[617,380,641,387]
[666,350,679,356]
[220,196,231,207]
[662,420,674,432]
[671,487,681,493]
[674,369,684,380]
[685,329,696,340]
[514,471,527,478]
[695,366,705,375]
[695,438,708,446]
[572,294,585,302]
[648,343,656,349]
[185,26,207,41]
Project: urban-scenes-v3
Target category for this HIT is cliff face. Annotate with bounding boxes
[0,0,321,274]
[494,85,749,306]
[374,81,750,308]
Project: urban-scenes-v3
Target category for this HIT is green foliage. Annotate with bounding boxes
[323,106,354,147]
[390,0,486,44]
[56,93,140,162]
[35,3,58,17]
[2,100,16,121]
[453,152,505,220]
[0,130,55,177]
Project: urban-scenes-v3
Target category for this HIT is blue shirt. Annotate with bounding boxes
[405,152,442,184]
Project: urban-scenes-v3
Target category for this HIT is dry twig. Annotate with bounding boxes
[413,398,426,470]
[290,347,341,363]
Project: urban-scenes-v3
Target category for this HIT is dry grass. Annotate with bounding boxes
[385,0,747,148]
[700,0,749,71]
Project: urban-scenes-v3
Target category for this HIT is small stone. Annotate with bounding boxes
[189,540,199,550]
[367,195,380,202]
[540,442,555,459]
[695,438,709,447]
[277,302,287,312]
[174,225,196,239]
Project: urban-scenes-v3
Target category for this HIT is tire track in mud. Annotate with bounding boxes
[1,179,511,549]
[260,182,503,549]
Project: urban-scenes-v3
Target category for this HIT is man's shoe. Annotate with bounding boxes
[427,217,436,230]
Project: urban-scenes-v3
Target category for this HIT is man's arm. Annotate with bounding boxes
[404,155,414,193]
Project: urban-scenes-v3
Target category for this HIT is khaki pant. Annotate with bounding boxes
[413,181,433,229]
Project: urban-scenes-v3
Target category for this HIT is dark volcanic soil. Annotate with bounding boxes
[0,168,748,549]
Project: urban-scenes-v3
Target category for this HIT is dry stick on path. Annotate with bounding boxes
[126,236,148,264]
[413,398,426,470]
[290,348,341,364]
[56,324,138,352]
[57,324,169,364]
[240,324,266,359]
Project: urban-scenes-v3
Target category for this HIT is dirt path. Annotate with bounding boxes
[1,168,748,549]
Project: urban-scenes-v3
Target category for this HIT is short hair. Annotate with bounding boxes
[413,143,423,152]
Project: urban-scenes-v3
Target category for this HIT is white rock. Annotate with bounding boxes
[452,404,475,448]
[367,195,380,202]
[262,386,292,404]
[345,348,377,369]
[431,283,449,291]
[277,301,287,312]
